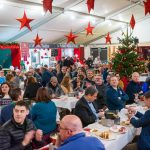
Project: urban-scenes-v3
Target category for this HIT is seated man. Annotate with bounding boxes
[94,75,107,109]
[0,101,43,150]
[55,115,105,150]
[46,76,64,98]
[82,69,95,89]
[123,91,150,150]
[74,86,104,127]
[106,76,129,111]
[126,72,143,104]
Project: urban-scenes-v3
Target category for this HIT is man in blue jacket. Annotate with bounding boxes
[106,76,129,111]
[55,115,105,150]
[123,91,150,150]
[126,72,143,104]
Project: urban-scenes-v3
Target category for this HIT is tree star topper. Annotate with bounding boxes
[85,22,94,36]
[43,0,53,14]
[34,34,43,47]
[105,32,111,44]
[16,11,34,30]
[130,14,136,30]
[65,30,78,44]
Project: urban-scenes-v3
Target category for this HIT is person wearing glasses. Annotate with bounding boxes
[55,115,105,150]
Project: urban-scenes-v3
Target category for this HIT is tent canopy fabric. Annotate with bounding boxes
[0,0,148,45]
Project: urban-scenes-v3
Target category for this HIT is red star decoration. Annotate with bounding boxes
[130,14,136,30]
[85,22,94,36]
[34,34,43,47]
[26,61,29,65]
[87,0,95,13]
[143,0,150,15]
[65,30,78,44]
[41,56,44,59]
[16,11,34,30]
[44,53,47,56]
[105,32,111,44]
[43,0,53,14]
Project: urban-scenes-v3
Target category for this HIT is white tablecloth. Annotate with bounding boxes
[87,122,136,150]
[52,96,79,111]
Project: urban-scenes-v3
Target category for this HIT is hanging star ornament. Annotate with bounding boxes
[65,30,78,44]
[130,14,136,30]
[43,0,53,14]
[143,0,150,16]
[16,11,34,30]
[87,0,95,13]
[34,34,43,47]
[85,22,94,36]
[105,32,111,44]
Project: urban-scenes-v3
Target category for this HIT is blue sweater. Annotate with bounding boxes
[31,100,57,134]
[106,86,129,110]
[57,132,105,150]
[130,110,150,150]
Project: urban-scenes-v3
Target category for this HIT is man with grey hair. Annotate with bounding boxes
[74,86,104,127]
[55,115,105,150]
[126,72,143,104]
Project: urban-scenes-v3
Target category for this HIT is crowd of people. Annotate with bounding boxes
[0,57,150,150]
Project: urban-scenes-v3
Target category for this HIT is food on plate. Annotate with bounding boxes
[91,129,98,132]
[120,120,130,126]
[99,131,110,139]
[118,127,127,133]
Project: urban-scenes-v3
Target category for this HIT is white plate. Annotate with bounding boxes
[110,126,127,134]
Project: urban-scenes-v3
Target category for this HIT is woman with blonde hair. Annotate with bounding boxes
[61,75,73,94]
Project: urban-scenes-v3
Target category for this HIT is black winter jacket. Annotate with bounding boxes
[0,118,36,150]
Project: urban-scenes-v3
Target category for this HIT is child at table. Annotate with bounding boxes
[123,91,150,150]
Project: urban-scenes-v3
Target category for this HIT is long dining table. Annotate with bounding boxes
[37,104,146,150]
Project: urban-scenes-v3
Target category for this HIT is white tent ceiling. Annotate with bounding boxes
[0,0,149,45]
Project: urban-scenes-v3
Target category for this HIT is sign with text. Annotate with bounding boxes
[20,42,29,57]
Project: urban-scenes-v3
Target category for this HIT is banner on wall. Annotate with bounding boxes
[0,49,12,68]
[20,42,29,61]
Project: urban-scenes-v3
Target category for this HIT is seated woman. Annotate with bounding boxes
[72,75,84,92]
[31,87,57,137]
[60,76,73,94]
[0,88,23,125]
[0,82,12,109]
[24,76,42,101]
[46,76,64,98]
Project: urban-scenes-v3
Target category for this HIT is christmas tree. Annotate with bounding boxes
[112,32,145,78]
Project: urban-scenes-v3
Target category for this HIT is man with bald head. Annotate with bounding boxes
[126,72,143,104]
[55,115,105,150]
